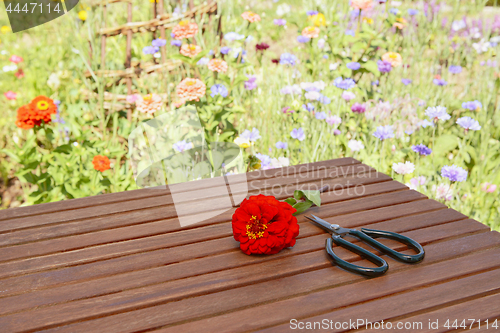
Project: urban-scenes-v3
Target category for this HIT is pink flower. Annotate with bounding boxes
[241,11,261,23]
[4,91,17,100]
[9,55,23,64]
[481,182,497,193]
[126,94,140,103]
[351,0,373,11]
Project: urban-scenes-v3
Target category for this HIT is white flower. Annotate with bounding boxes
[2,64,17,72]
[392,161,415,175]
[276,3,291,16]
[329,63,339,71]
[391,1,402,6]
[234,137,252,148]
[317,38,326,49]
[432,183,453,201]
[348,139,364,152]
[405,176,427,190]
[270,157,290,168]
[0,50,8,55]
[305,91,321,101]
[451,20,466,32]
[47,73,61,90]
[491,36,500,43]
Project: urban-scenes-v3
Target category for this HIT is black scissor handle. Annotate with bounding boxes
[326,236,388,277]
[356,228,425,263]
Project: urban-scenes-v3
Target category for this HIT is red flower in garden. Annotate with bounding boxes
[271,58,280,64]
[232,194,300,255]
[15,96,57,130]
[92,155,111,172]
[255,42,270,51]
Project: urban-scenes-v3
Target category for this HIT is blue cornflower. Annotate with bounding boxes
[389,8,399,15]
[318,94,331,105]
[302,103,315,112]
[173,140,193,153]
[274,18,287,26]
[378,60,392,73]
[441,165,468,182]
[197,57,209,65]
[143,46,159,54]
[152,38,167,47]
[350,9,360,18]
[297,35,311,43]
[449,65,462,74]
[408,9,419,16]
[315,112,327,120]
[401,78,412,85]
[462,100,482,111]
[456,117,481,131]
[210,84,228,98]
[307,10,319,16]
[255,153,272,168]
[333,77,356,90]
[220,46,231,55]
[224,32,245,41]
[433,78,447,86]
[291,127,305,141]
[345,29,355,36]
[280,53,298,66]
[240,128,261,142]
[347,62,361,70]
[425,106,450,121]
[276,141,288,149]
[412,144,432,156]
[373,125,394,140]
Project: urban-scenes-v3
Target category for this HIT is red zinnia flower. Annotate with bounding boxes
[92,155,111,172]
[232,194,299,255]
[14,96,57,130]
[255,42,270,51]
[15,104,36,130]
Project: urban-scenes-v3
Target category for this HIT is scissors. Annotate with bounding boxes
[305,215,425,277]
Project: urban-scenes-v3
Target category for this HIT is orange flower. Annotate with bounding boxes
[176,78,206,102]
[382,52,403,67]
[351,0,372,10]
[15,104,35,130]
[241,11,261,23]
[207,59,228,73]
[92,155,111,172]
[393,18,407,29]
[172,20,198,39]
[302,26,320,39]
[136,94,163,114]
[180,44,202,58]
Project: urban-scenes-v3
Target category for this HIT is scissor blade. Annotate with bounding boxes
[306,215,335,234]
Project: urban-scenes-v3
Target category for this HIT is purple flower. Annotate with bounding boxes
[210,84,228,98]
[389,8,399,15]
[307,10,319,16]
[224,32,245,41]
[143,46,159,54]
[342,91,356,101]
[276,141,288,149]
[274,18,287,26]
[333,129,341,135]
[372,80,379,86]
[280,53,298,66]
[433,78,447,86]
[401,78,412,85]
[345,29,355,36]
[425,106,450,121]
[241,127,261,142]
[373,125,394,140]
[412,144,432,156]
[197,57,209,66]
[350,9,360,18]
[171,40,182,47]
[245,75,258,90]
[291,127,305,141]
[347,62,361,70]
[441,165,468,182]
[333,77,356,90]
[456,117,481,131]
[152,38,167,47]
[280,84,301,95]
[297,35,311,43]
[315,112,327,120]
[377,60,392,73]
[351,103,366,113]
[220,46,231,55]
[326,115,342,126]
[462,100,482,110]
[302,103,315,112]
[318,94,331,105]
[408,9,419,16]
[449,65,462,74]
[173,140,193,153]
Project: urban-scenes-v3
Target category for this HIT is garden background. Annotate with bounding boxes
[1,0,500,230]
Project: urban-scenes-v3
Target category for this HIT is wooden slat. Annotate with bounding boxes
[364,293,500,333]
[29,228,498,333]
[0,197,448,299]
[0,209,470,317]
[0,167,386,250]
[0,158,359,222]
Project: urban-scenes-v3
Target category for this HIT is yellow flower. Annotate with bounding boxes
[362,17,373,24]
[309,13,326,27]
[382,52,403,67]
[78,10,87,21]
[234,137,252,149]
[1,26,11,34]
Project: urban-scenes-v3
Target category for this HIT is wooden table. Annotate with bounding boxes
[0,158,499,332]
